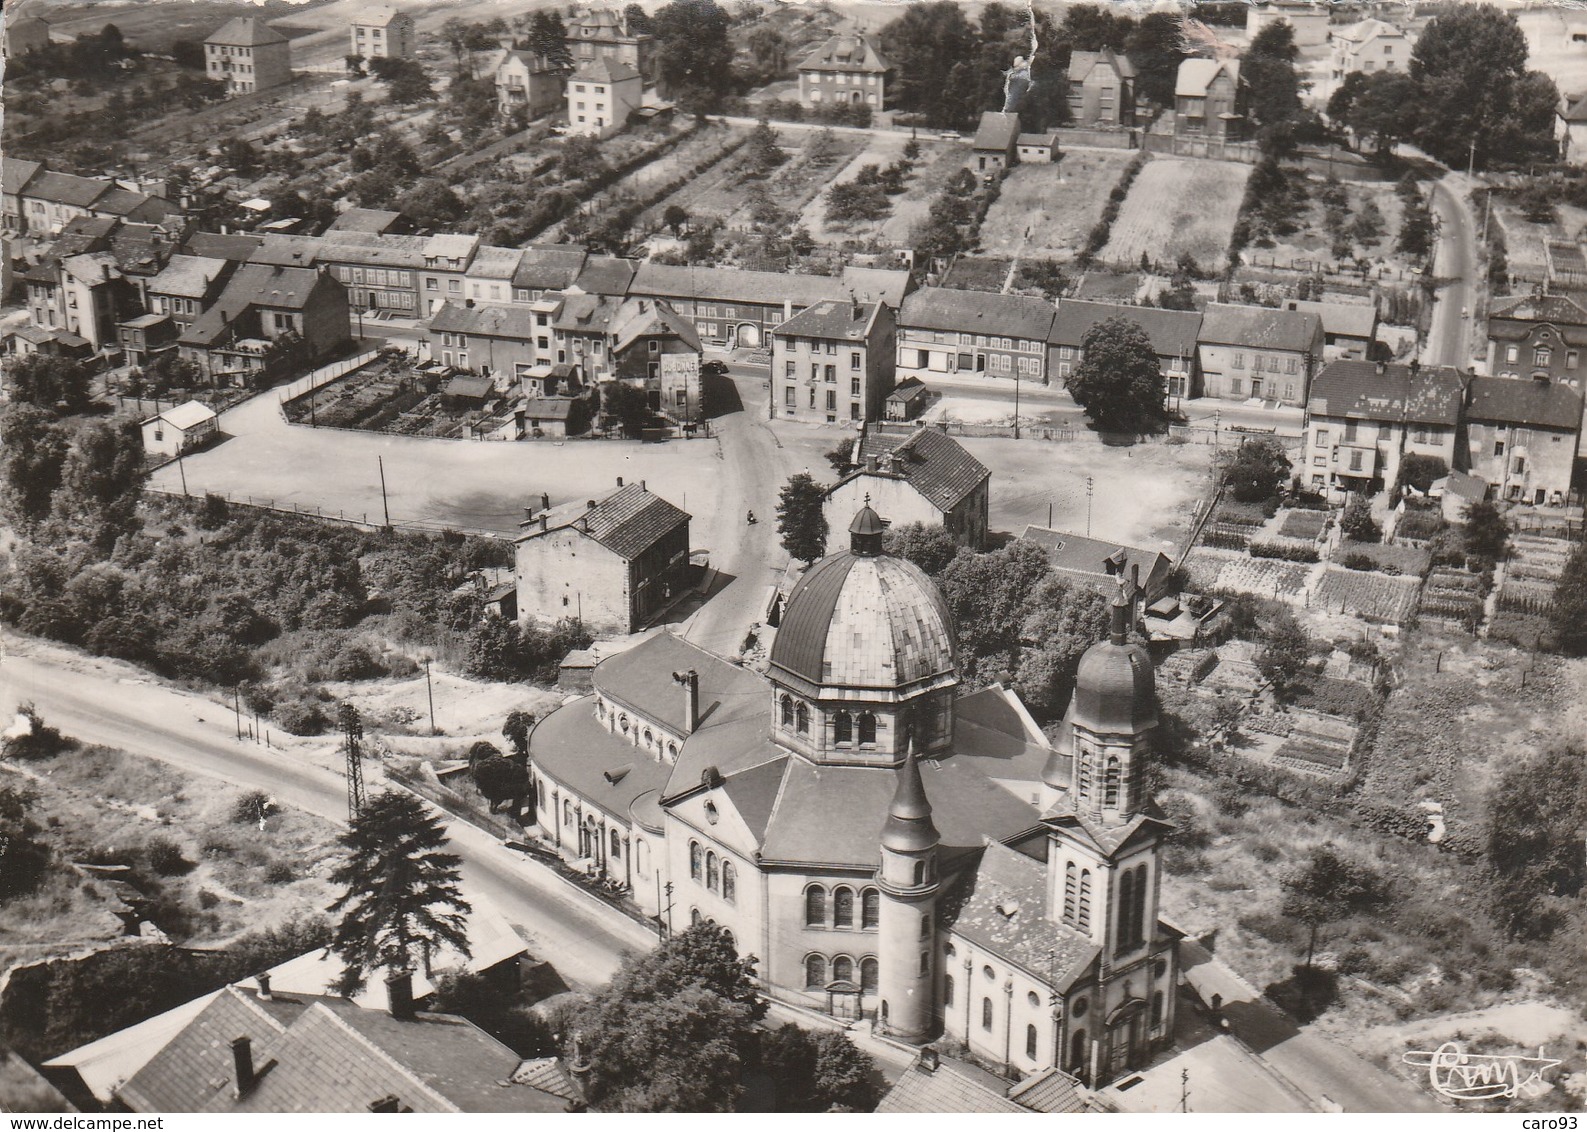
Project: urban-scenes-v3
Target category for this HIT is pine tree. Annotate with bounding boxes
[776,473,828,564]
[327,791,472,994]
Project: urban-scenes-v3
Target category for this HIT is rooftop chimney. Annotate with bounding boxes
[385,971,415,1020]
[674,669,699,734]
[255,972,272,1000]
[103,263,112,281]
[616,476,624,487]
[541,491,551,511]
[231,1037,256,1096]
[540,514,548,532]
[865,453,879,472]
[1375,360,1386,377]
[466,298,475,308]
[1409,357,1421,376]
[369,1096,402,1113]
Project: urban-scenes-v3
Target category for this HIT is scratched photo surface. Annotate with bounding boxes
[1,0,1584,1118]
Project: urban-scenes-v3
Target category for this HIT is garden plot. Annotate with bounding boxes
[799,135,965,245]
[1101,158,1251,271]
[979,151,1134,262]
[1312,565,1421,624]
[1491,200,1551,282]
[1182,548,1318,602]
[1238,179,1410,276]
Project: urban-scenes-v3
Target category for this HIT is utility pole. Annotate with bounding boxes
[1180,1068,1190,1113]
[1085,475,1094,537]
[424,657,436,735]
[233,687,242,740]
[1468,138,1476,180]
[177,452,189,496]
[662,881,675,938]
[378,455,391,528]
[341,704,365,821]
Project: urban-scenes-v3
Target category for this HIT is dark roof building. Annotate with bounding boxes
[850,427,991,514]
[1465,375,1584,431]
[427,301,539,341]
[971,111,1021,154]
[1306,360,1465,425]
[514,244,588,293]
[325,207,409,235]
[1199,302,1321,351]
[206,16,290,46]
[1049,300,1202,359]
[900,287,1056,343]
[1020,526,1175,604]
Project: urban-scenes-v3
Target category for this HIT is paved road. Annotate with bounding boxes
[0,640,654,991]
[1426,174,1480,370]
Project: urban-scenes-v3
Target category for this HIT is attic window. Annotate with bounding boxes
[704,801,719,825]
[996,900,1020,919]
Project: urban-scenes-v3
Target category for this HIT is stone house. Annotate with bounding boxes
[204,18,292,96]
[177,263,349,384]
[1303,360,1466,499]
[493,48,562,121]
[566,7,657,86]
[771,299,897,424]
[1195,302,1323,407]
[1067,49,1135,125]
[896,287,1055,386]
[424,301,539,388]
[349,6,414,61]
[1048,301,1202,401]
[1281,298,1379,361]
[566,58,642,138]
[824,427,991,549]
[1463,376,1583,505]
[1329,18,1410,80]
[797,33,892,111]
[1174,59,1245,141]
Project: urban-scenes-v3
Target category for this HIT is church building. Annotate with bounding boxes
[526,505,1179,1085]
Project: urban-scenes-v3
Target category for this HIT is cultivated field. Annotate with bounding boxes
[1241,179,1412,277]
[979,151,1133,262]
[1102,158,1251,270]
[799,133,966,245]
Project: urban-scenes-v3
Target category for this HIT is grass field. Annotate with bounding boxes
[979,151,1133,262]
[1102,158,1251,271]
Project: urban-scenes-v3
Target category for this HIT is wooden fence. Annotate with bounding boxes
[276,348,382,410]
[143,483,512,541]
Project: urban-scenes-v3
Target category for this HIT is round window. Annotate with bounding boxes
[1073,997,1089,1018]
[1153,959,1168,979]
[1027,991,1040,1008]
[983,965,995,982]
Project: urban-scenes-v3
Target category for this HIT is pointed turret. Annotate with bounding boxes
[876,742,940,1044]
[850,499,885,557]
[881,743,939,852]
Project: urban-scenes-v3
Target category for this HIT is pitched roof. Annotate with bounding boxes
[573,255,637,296]
[2,157,44,196]
[1564,96,1587,124]
[426,301,539,339]
[774,299,880,342]
[325,207,404,234]
[517,482,689,560]
[1199,302,1320,352]
[877,1056,1027,1114]
[182,231,264,263]
[596,630,765,739]
[422,233,478,261]
[571,56,640,83]
[150,254,230,299]
[25,170,110,209]
[846,427,990,512]
[1007,1067,1089,1113]
[610,298,701,353]
[971,111,1021,152]
[1465,376,1585,431]
[1049,299,1201,357]
[1176,57,1240,97]
[206,17,289,47]
[1489,293,1587,327]
[467,244,522,281]
[528,695,674,825]
[1306,360,1465,425]
[116,987,300,1112]
[353,6,406,27]
[900,286,1055,342]
[888,376,929,403]
[92,187,154,217]
[1020,527,1170,592]
[179,264,330,346]
[842,265,913,308]
[1067,47,1136,82]
[1332,17,1405,44]
[1282,297,1378,339]
[798,33,892,75]
[155,400,218,430]
[443,375,494,400]
[522,396,577,421]
[514,244,587,290]
[629,261,848,308]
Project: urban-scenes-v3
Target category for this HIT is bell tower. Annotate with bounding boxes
[876,743,939,1043]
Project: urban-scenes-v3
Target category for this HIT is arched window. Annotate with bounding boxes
[832,955,854,984]
[919,912,931,939]
[690,908,702,926]
[1026,1024,1038,1060]
[667,741,678,760]
[1078,870,1092,932]
[1117,868,1135,955]
[705,851,719,892]
[563,799,573,827]
[1064,862,1077,925]
[944,975,955,1006]
[805,885,827,926]
[643,728,654,748]
[833,710,852,745]
[1028,991,1040,1008]
[1070,1029,1088,1073]
[834,887,855,928]
[780,695,794,727]
[1104,756,1120,807]
[1132,864,1149,948]
[981,997,993,1031]
[983,965,995,982]
[861,888,879,929]
[689,841,702,881]
[913,860,925,886]
[805,954,827,988]
[610,829,622,860]
[618,714,629,733]
[858,711,877,745]
[795,702,810,734]
[722,861,736,904]
[1151,991,1165,1028]
[722,928,735,951]
[636,838,648,876]
[860,957,878,994]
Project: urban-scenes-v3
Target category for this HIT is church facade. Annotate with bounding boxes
[526,506,1178,1085]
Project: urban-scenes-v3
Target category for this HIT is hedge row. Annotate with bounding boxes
[1079,153,1147,262]
[1250,540,1321,563]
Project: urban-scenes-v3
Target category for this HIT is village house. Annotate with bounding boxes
[1303,360,1466,499]
[1247,2,1332,48]
[1282,298,1379,360]
[514,480,691,633]
[493,47,563,121]
[826,427,990,548]
[463,244,524,307]
[418,233,481,316]
[118,313,178,370]
[349,5,414,61]
[324,207,413,236]
[253,231,428,317]
[1016,131,1061,163]
[550,292,621,374]
[511,244,589,301]
[2,323,90,360]
[607,298,703,423]
[1485,293,1587,408]
[1463,376,1584,506]
[566,57,643,138]
[970,111,1021,173]
[885,376,931,421]
[3,14,53,58]
[1067,49,1135,125]
[424,301,540,387]
[177,263,349,384]
[570,254,637,297]
[17,169,110,236]
[896,287,1055,386]
[522,395,586,438]
[24,253,130,352]
[1048,300,1202,401]
[140,400,219,459]
[204,18,292,96]
[1195,302,1323,407]
[1330,18,1410,80]
[1558,95,1587,166]
[141,254,235,334]
[1020,527,1174,604]
[797,33,893,111]
[2,157,43,235]
[566,7,657,86]
[1174,59,1246,141]
[521,361,584,399]
[771,299,897,424]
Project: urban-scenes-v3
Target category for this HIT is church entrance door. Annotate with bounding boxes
[826,983,862,1021]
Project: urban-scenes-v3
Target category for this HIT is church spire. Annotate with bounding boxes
[881,742,937,853]
[1108,572,1131,645]
[850,498,885,557]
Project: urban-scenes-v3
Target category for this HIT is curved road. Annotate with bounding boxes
[1425,174,1480,370]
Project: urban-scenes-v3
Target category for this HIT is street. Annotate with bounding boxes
[1426,174,1481,370]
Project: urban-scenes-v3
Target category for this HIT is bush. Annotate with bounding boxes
[1249,541,1320,563]
[1341,552,1376,571]
[264,860,296,884]
[1340,498,1381,543]
[273,699,329,736]
[1,705,74,761]
[145,836,192,876]
[232,790,275,826]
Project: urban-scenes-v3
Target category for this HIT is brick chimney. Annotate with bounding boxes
[255,972,272,1001]
[385,971,415,1020]
[231,1037,256,1096]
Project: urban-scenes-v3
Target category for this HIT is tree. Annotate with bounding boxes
[759,1024,878,1111]
[745,25,789,81]
[1243,21,1304,133]
[1396,453,1447,495]
[1224,437,1292,504]
[6,355,94,415]
[397,178,465,230]
[0,407,68,525]
[653,0,736,112]
[375,58,434,104]
[1341,71,1419,158]
[1067,317,1168,434]
[502,710,534,759]
[345,53,366,76]
[1488,744,1587,937]
[473,756,531,814]
[662,203,690,236]
[878,1,978,126]
[1553,543,1587,656]
[883,522,961,575]
[1326,71,1368,126]
[776,473,828,564]
[745,118,786,176]
[936,539,1054,676]
[1125,12,1187,107]
[326,791,472,995]
[1339,496,1380,543]
[624,4,655,36]
[1015,576,1113,719]
[1256,608,1311,701]
[1279,843,1388,968]
[528,11,574,73]
[0,786,52,901]
[600,381,651,437]
[430,969,556,1055]
[1463,499,1510,565]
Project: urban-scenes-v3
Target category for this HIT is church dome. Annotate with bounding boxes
[1071,596,1157,733]
[768,520,956,693]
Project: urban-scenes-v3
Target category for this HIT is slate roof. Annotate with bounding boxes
[947,684,1056,788]
[1020,527,1170,593]
[513,245,587,290]
[443,375,494,400]
[1306,360,1465,425]
[149,254,230,299]
[720,756,788,842]
[182,231,264,262]
[1465,376,1585,430]
[775,299,879,342]
[573,255,637,296]
[179,264,327,346]
[971,111,1021,152]
[2,157,44,196]
[468,244,522,281]
[116,987,301,1112]
[517,482,689,560]
[1068,47,1136,82]
[571,57,640,83]
[552,292,619,334]
[847,426,990,512]
[595,631,764,738]
[1007,1067,1089,1113]
[325,208,404,234]
[353,6,406,27]
[1049,299,1201,358]
[92,187,153,217]
[1564,96,1587,125]
[1282,298,1378,339]
[798,33,892,74]
[427,301,538,339]
[528,696,674,825]
[630,262,848,308]
[522,397,577,421]
[1488,293,1587,330]
[900,286,1056,342]
[1199,302,1320,352]
[25,170,110,209]
[610,298,702,352]
[877,1056,1027,1114]
[206,17,289,47]
[888,376,929,403]
[842,265,913,308]
[1176,57,1240,98]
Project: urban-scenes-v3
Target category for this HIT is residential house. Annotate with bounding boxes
[1195,302,1323,407]
[1330,18,1410,80]
[349,6,414,61]
[1303,360,1465,499]
[2,157,44,235]
[417,232,480,315]
[511,244,589,301]
[569,254,637,298]
[4,15,53,58]
[1558,95,1587,166]
[1016,132,1060,163]
[1485,293,1587,408]
[1067,49,1135,125]
[1464,376,1583,505]
[896,287,1055,385]
[1048,300,1202,401]
[119,313,178,369]
[463,244,523,307]
[177,263,349,384]
[565,7,657,85]
[514,480,691,633]
[1282,297,1378,360]
[18,170,111,236]
[142,254,235,334]
[608,298,703,423]
[826,427,991,548]
[324,207,413,236]
[970,111,1021,173]
[1020,527,1174,604]
[626,262,886,349]
[25,253,130,351]
[520,361,584,399]
[550,292,622,375]
[797,33,892,111]
[1174,59,1246,141]
[1247,2,1332,48]
[885,376,931,421]
[2,323,90,359]
[140,401,219,458]
[493,48,563,121]
[425,301,539,386]
[204,18,292,96]
[771,299,897,424]
[566,58,642,138]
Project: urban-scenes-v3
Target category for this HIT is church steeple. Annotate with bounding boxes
[850,499,885,557]
[877,743,939,1044]
[881,742,938,852]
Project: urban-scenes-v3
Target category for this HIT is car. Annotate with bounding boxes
[701,359,728,378]
[938,131,960,141]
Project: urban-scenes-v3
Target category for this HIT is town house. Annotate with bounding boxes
[511,245,589,302]
[177,263,349,384]
[1463,376,1584,506]
[464,244,524,307]
[18,170,111,236]
[25,253,129,352]
[825,428,991,548]
[1282,298,1379,361]
[141,254,235,334]
[424,301,540,388]
[2,158,44,235]
[1195,302,1323,407]
[1048,300,1202,401]
[771,300,897,424]
[896,287,1055,386]
[607,299,704,423]
[1174,59,1246,140]
[566,7,657,85]
[566,58,643,138]
[204,17,292,96]
[349,6,414,61]
[1304,360,1466,499]
[1067,49,1135,126]
[1329,18,1410,80]
[1485,293,1587,409]
[253,232,427,317]
[418,233,480,316]
[797,33,892,111]
[493,47,562,121]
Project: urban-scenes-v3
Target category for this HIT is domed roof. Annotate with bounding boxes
[1071,640,1157,733]
[769,548,957,691]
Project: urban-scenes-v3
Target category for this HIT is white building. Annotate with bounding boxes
[566,58,642,139]
[140,401,218,458]
[350,6,415,61]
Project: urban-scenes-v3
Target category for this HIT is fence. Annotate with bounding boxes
[1140,133,1260,164]
[1055,126,1138,150]
[143,483,512,541]
[276,349,381,410]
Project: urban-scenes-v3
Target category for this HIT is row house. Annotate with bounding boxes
[423,301,541,388]
[628,262,866,349]
[1303,360,1465,499]
[1329,18,1410,80]
[204,17,292,96]
[418,233,480,316]
[570,254,637,298]
[1281,298,1379,361]
[177,264,349,384]
[349,6,414,61]
[1047,301,1202,401]
[463,244,522,307]
[493,48,562,121]
[566,7,658,86]
[771,300,897,424]
[1067,49,1135,125]
[140,254,235,335]
[1174,59,1246,141]
[323,207,413,236]
[1485,293,1587,403]
[254,232,426,315]
[511,244,589,301]
[895,287,1055,386]
[1196,302,1323,408]
[1464,376,1583,506]
[24,253,129,352]
[4,160,182,239]
[797,33,892,110]
[2,158,43,235]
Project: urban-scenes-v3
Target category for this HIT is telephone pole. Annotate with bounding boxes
[378,455,391,528]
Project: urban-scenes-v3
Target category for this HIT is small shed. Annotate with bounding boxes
[885,377,931,421]
[443,374,495,408]
[523,396,579,438]
[1016,131,1060,163]
[141,400,218,458]
[970,111,1020,173]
